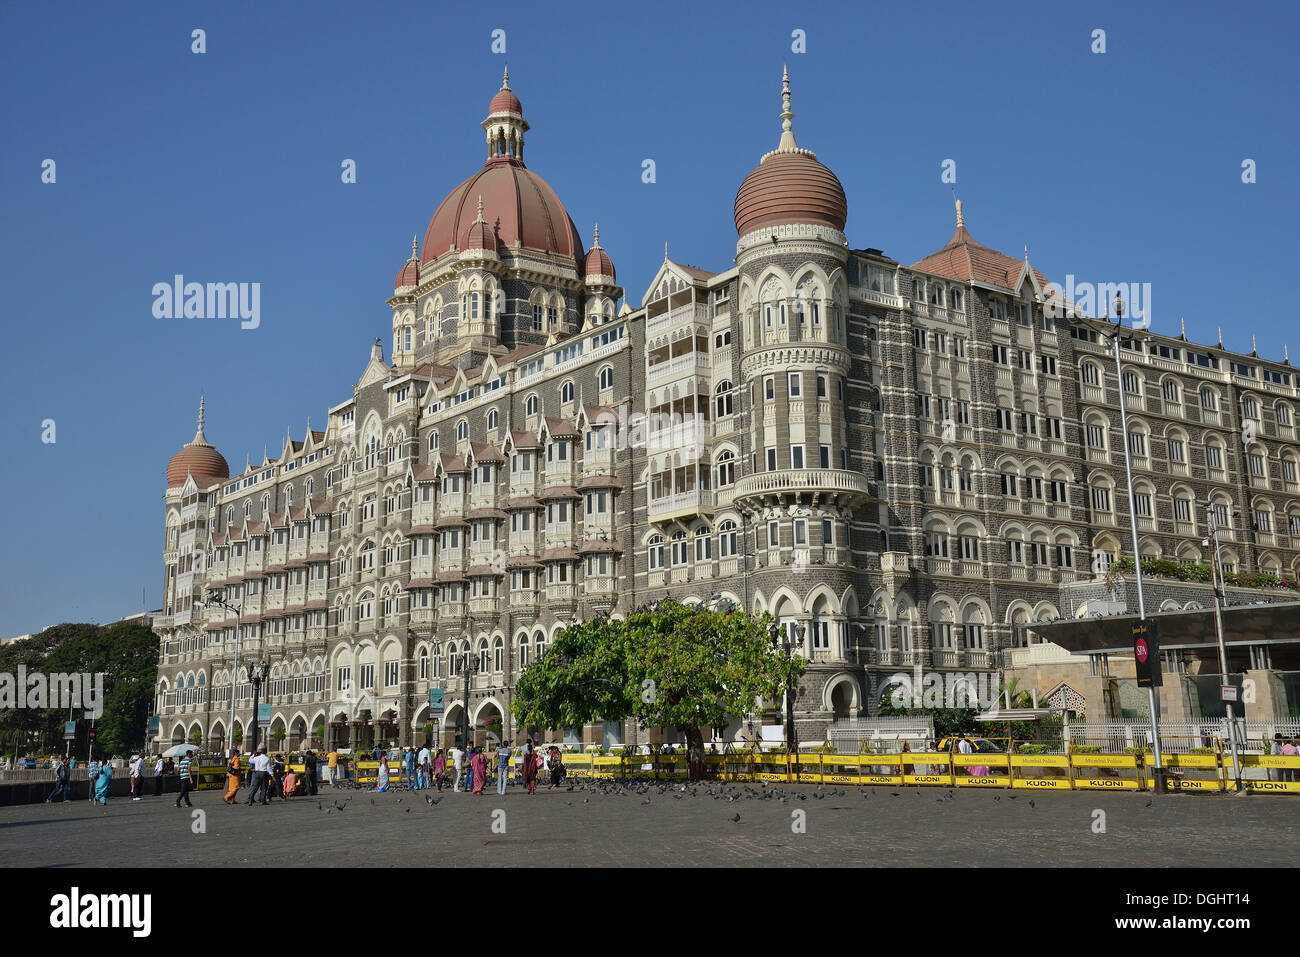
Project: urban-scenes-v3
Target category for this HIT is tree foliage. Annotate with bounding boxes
[512,600,803,746]
[1,621,158,759]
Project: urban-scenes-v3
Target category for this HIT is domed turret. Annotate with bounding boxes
[583,224,615,283]
[166,396,229,489]
[734,67,847,238]
[394,236,420,290]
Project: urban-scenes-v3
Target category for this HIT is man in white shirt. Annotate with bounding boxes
[452,746,464,792]
[417,744,431,789]
[129,754,142,800]
[246,748,272,805]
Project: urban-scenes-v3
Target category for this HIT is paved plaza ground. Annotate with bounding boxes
[2,780,1296,867]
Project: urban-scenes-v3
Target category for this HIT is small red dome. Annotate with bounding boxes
[734,150,847,237]
[584,245,615,281]
[167,442,229,489]
[394,258,420,289]
[488,88,522,115]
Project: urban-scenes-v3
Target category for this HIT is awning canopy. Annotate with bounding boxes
[1027,600,1300,654]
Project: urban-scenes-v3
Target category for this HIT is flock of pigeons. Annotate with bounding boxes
[307,778,1106,821]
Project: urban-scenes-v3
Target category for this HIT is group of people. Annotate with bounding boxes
[221,747,321,806]
[365,741,567,796]
[45,752,183,805]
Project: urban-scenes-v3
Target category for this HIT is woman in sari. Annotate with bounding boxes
[94,763,112,805]
[471,748,487,795]
[223,749,241,804]
[434,749,446,791]
[521,742,537,795]
[375,754,390,792]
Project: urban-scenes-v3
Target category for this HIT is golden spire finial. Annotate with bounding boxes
[777,65,798,152]
[474,194,485,224]
[955,198,964,229]
[501,65,510,90]
[410,235,418,260]
[592,222,601,248]
[192,395,209,445]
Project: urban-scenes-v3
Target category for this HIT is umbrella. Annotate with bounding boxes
[161,743,199,758]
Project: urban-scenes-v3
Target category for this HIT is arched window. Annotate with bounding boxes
[718,520,738,557]
[456,420,468,442]
[525,394,539,416]
[716,450,736,488]
[428,431,439,452]
[487,409,499,431]
[560,381,575,404]
[715,381,734,418]
[599,366,614,391]
[493,636,504,673]
[670,530,688,566]
[648,534,665,570]
[693,524,712,562]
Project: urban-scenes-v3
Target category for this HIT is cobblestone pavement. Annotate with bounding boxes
[3,781,1296,867]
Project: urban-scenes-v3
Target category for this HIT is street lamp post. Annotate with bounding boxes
[247,661,270,754]
[1108,299,1165,792]
[461,616,479,750]
[202,589,243,758]
[1204,504,1244,793]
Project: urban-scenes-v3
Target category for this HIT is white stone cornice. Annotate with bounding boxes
[740,344,852,378]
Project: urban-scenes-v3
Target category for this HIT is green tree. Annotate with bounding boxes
[513,600,801,778]
[46,621,158,757]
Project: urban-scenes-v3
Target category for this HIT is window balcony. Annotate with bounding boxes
[646,351,710,388]
[647,488,715,520]
[646,419,713,453]
[732,468,872,509]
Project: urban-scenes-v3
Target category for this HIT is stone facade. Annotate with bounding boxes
[151,72,1300,755]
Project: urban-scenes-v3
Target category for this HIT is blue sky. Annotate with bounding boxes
[0,1,1296,635]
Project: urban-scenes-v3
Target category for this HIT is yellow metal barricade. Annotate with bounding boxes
[951,752,1011,787]
[1009,753,1072,790]
[856,754,903,786]
[900,752,953,787]
[1070,751,1143,791]
[1162,752,1225,792]
[1231,754,1300,793]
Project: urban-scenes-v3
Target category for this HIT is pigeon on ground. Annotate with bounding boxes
[1145,799,1153,807]
[1028,799,1036,809]
[730,813,740,822]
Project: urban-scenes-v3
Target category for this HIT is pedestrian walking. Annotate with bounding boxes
[86,758,102,804]
[153,754,165,797]
[223,749,241,804]
[376,754,391,792]
[45,756,71,803]
[521,742,537,795]
[434,749,446,791]
[496,743,511,796]
[326,747,339,788]
[93,762,112,805]
[175,750,196,807]
[452,746,464,793]
[130,754,143,800]
[471,748,487,795]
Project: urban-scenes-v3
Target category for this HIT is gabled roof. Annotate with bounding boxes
[911,223,1050,293]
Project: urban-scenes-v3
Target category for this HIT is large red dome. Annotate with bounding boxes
[422,159,583,263]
